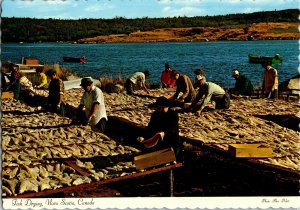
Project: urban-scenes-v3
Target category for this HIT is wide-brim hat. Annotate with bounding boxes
[155,96,170,107]
[80,77,93,86]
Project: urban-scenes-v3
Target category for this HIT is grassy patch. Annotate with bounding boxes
[269,27,299,33]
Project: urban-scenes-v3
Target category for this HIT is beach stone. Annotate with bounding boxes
[104,84,124,93]
[66,75,80,81]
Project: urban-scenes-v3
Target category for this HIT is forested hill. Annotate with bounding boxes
[2,9,298,43]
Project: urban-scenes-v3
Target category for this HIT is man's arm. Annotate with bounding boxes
[88,102,100,123]
[142,82,150,94]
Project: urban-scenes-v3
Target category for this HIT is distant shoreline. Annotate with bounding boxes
[76,23,299,44]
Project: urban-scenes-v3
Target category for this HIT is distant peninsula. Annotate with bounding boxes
[77,22,299,43]
[2,9,299,43]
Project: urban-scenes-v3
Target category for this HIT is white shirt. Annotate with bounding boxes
[129,72,145,84]
[80,85,107,125]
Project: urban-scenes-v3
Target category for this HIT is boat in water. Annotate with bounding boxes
[63,56,86,63]
[248,54,282,65]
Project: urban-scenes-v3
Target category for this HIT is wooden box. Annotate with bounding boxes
[24,59,39,65]
[1,91,14,99]
[134,148,176,170]
[228,144,273,158]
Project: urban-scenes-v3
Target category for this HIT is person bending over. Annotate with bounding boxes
[187,75,230,116]
[75,77,108,133]
[138,96,182,160]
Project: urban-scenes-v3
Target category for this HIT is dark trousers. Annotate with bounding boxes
[125,79,134,95]
[73,109,106,132]
[95,118,107,133]
[265,89,278,99]
[215,93,230,109]
[11,80,20,100]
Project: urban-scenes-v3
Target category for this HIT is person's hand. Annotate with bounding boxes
[195,110,202,116]
[178,97,184,102]
[88,115,94,124]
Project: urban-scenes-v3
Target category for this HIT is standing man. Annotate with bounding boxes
[77,77,108,133]
[187,75,230,116]
[46,69,65,114]
[125,70,151,95]
[262,63,278,99]
[8,63,21,100]
[139,96,182,160]
[161,63,177,88]
[231,69,254,97]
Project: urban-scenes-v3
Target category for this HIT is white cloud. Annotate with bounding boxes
[226,0,288,4]
[159,0,204,5]
[15,0,70,7]
[242,7,262,14]
[163,6,206,17]
[84,5,105,13]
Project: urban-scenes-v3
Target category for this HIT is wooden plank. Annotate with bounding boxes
[134,148,176,170]
[1,91,14,99]
[64,160,90,176]
[228,144,273,158]
[9,163,183,198]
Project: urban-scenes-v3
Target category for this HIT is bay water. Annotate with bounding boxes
[2,40,299,88]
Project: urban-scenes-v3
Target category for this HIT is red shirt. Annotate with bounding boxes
[161,70,176,88]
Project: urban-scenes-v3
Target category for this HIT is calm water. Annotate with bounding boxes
[2,40,299,88]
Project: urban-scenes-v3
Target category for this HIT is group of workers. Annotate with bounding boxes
[2,61,278,161]
[123,62,278,159]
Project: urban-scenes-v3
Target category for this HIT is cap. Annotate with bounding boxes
[165,63,171,69]
[46,69,56,76]
[232,70,239,76]
[155,96,170,107]
[80,77,93,87]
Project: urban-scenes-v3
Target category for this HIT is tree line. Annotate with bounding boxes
[2,9,298,43]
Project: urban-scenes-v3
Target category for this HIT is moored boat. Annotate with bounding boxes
[63,56,86,63]
[248,54,283,64]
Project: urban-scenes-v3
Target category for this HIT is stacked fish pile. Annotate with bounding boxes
[1,98,139,197]
[100,89,300,172]
[4,85,298,196]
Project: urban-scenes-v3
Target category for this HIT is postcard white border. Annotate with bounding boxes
[2,196,300,209]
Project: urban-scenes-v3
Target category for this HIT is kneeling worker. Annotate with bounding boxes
[76,77,108,133]
[125,70,151,95]
[138,96,182,160]
[187,75,230,116]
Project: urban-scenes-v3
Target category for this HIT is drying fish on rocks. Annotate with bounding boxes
[3,85,299,197]
[2,97,143,197]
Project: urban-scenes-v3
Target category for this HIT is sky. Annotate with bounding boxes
[1,0,299,19]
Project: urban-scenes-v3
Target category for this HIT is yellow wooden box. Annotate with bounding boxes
[134,148,176,170]
[1,91,14,99]
[228,144,273,158]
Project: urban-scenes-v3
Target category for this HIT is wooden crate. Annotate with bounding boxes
[24,59,39,65]
[228,144,273,158]
[1,91,14,99]
[134,148,176,170]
